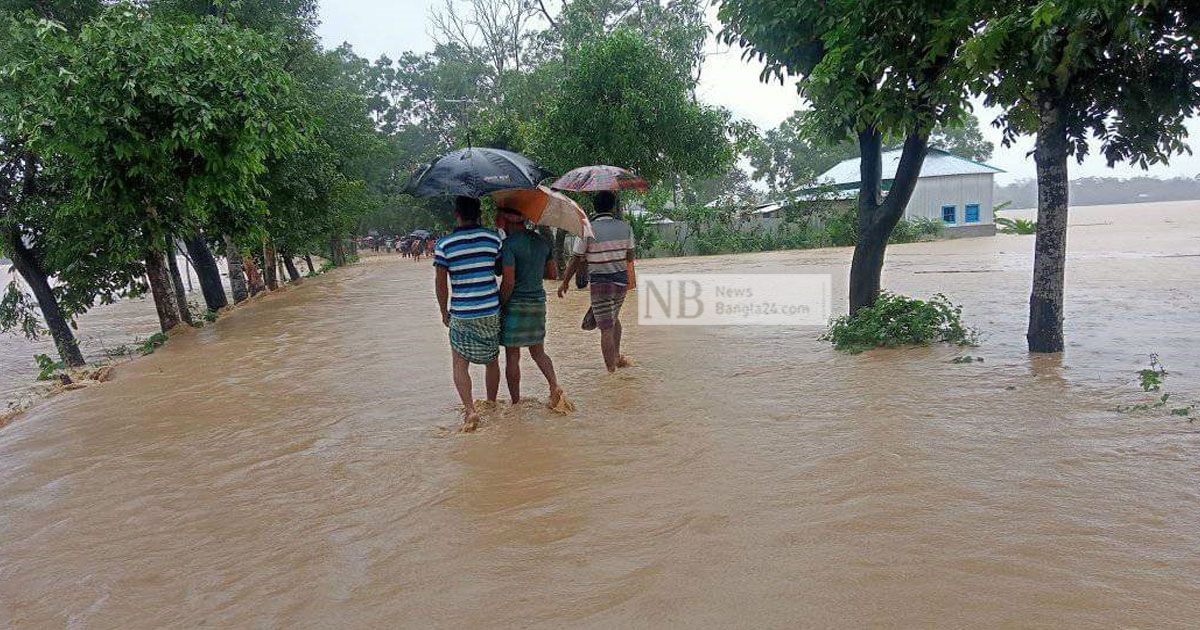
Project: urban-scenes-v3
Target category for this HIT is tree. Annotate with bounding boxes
[12,6,301,332]
[719,0,978,315]
[529,28,732,184]
[1,5,111,367]
[965,0,1200,351]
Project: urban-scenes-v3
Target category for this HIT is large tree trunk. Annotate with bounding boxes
[304,255,315,275]
[165,236,193,326]
[243,253,266,296]
[1,225,85,367]
[185,234,228,311]
[281,251,301,282]
[262,241,279,291]
[1028,102,1069,353]
[145,247,182,332]
[848,129,930,315]
[223,234,249,304]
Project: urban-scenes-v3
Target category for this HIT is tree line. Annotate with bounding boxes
[1,0,755,371]
[719,0,1200,352]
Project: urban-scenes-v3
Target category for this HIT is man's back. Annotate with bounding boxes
[501,230,553,301]
[577,214,634,284]
[434,226,502,318]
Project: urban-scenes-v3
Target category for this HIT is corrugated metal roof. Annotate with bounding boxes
[812,148,1004,187]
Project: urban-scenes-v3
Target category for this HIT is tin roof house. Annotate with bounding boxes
[801,148,1005,237]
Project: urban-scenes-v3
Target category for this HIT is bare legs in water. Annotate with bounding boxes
[452,352,499,432]
[504,344,568,409]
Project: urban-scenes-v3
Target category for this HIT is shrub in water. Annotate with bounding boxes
[821,292,978,353]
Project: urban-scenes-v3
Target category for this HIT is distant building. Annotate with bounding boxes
[801,148,1004,237]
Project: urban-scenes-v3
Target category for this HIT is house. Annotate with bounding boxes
[801,148,1004,237]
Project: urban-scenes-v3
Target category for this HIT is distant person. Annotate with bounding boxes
[557,191,634,372]
[434,196,503,432]
[495,207,572,411]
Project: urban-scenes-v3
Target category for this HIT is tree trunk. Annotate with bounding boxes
[243,253,265,295]
[1028,102,1070,353]
[848,128,930,315]
[165,236,194,326]
[145,247,182,333]
[304,255,315,275]
[329,235,346,267]
[185,234,228,311]
[1,224,85,367]
[282,251,301,281]
[262,241,279,291]
[224,234,249,304]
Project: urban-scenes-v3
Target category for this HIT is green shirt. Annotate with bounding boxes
[500,229,553,301]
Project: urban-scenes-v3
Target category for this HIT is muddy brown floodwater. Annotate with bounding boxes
[2,202,1200,628]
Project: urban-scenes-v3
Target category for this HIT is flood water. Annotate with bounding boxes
[2,202,1199,627]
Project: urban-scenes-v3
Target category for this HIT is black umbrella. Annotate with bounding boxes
[406,148,553,198]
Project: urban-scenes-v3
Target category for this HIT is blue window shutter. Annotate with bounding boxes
[965,204,980,223]
[942,205,956,224]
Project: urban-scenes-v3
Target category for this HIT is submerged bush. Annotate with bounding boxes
[996,216,1037,234]
[821,292,978,353]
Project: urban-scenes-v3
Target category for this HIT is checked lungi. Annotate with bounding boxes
[588,282,627,330]
[449,313,501,364]
[500,299,547,348]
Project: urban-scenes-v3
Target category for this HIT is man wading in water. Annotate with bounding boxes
[496,208,574,412]
[558,191,635,372]
[434,196,503,432]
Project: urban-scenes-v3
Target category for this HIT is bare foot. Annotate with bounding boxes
[547,388,576,414]
[616,355,634,368]
[460,412,480,433]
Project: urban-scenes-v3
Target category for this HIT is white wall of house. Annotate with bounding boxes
[902,173,995,227]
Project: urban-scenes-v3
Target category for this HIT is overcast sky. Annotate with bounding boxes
[317,0,1200,185]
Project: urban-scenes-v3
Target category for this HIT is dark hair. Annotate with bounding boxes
[454,196,482,223]
[594,191,617,214]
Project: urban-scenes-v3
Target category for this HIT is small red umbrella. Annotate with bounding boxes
[549,165,648,192]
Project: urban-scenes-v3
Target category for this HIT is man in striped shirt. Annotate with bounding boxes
[434,196,502,431]
[557,191,635,372]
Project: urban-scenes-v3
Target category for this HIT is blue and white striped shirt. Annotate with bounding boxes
[433,226,502,318]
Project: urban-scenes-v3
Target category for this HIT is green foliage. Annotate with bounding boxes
[821,292,979,354]
[1116,355,1195,421]
[626,211,661,258]
[528,28,733,185]
[8,6,301,257]
[962,0,1200,168]
[718,0,976,144]
[0,282,44,340]
[996,216,1037,235]
[33,352,64,380]
[202,309,218,323]
[1137,354,1167,392]
[138,332,168,356]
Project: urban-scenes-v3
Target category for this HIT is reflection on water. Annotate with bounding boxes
[1,202,1199,627]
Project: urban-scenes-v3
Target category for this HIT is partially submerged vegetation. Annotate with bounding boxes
[1118,355,1194,420]
[822,292,978,354]
[996,216,1037,235]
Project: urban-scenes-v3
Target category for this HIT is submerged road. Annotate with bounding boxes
[2,202,1200,628]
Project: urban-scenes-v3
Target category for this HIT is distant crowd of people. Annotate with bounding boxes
[360,234,438,259]
[432,192,634,432]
